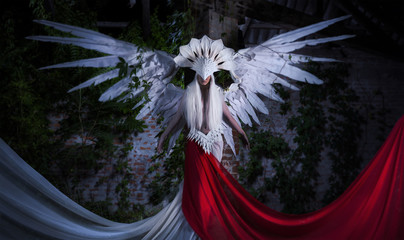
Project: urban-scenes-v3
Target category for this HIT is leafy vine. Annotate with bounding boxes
[238,62,383,214]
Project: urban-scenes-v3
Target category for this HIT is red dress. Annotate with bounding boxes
[0,117,403,239]
[182,116,404,239]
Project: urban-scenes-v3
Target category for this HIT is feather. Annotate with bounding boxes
[281,54,339,64]
[243,88,268,114]
[200,36,211,58]
[248,58,323,84]
[265,15,351,45]
[229,96,252,126]
[179,45,194,60]
[221,122,236,155]
[130,86,145,99]
[189,38,202,57]
[227,104,241,126]
[173,55,193,67]
[39,56,120,70]
[98,77,132,102]
[132,98,145,109]
[268,35,355,53]
[272,77,300,91]
[136,101,154,120]
[239,93,260,125]
[33,20,114,40]
[30,16,353,156]
[68,69,120,92]
[27,36,138,55]
[209,39,224,58]
[168,128,183,153]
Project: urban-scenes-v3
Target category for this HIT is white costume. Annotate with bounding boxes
[0,16,355,239]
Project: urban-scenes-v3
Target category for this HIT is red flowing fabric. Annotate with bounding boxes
[182,116,404,240]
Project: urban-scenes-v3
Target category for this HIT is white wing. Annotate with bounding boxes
[224,16,354,154]
[28,20,185,151]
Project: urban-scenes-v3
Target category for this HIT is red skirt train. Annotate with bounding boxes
[182,116,404,239]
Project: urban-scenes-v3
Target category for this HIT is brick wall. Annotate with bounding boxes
[51,37,403,213]
[236,43,404,211]
[77,115,161,211]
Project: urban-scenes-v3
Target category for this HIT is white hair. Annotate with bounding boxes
[184,75,223,130]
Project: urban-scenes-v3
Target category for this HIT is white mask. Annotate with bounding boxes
[174,35,236,79]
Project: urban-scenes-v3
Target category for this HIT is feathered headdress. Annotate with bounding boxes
[174,35,236,79]
[28,16,353,154]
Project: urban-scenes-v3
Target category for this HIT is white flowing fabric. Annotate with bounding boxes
[5,16,353,239]
[0,138,198,240]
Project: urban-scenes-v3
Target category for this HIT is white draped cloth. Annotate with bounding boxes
[0,137,205,239]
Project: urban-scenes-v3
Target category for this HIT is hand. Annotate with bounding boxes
[157,136,165,153]
[241,133,250,150]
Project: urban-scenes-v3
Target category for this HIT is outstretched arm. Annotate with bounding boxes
[157,97,185,153]
[222,100,250,149]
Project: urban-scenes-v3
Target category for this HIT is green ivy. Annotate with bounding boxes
[148,133,186,205]
[0,0,166,222]
[138,9,195,205]
[239,62,383,214]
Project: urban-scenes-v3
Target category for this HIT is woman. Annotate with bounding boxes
[156,73,250,239]
[157,74,249,159]
[1,18,403,239]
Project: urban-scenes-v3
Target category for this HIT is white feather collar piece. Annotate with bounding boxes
[187,127,222,154]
